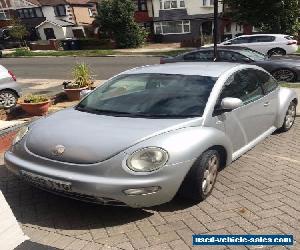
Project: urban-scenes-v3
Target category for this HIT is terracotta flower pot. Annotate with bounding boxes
[20,101,50,116]
[64,87,88,101]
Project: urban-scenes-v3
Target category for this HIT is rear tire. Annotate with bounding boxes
[280,101,297,132]
[272,69,296,82]
[179,150,220,202]
[268,48,286,57]
[0,90,18,109]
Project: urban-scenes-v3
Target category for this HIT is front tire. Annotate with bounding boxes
[0,90,18,109]
[180,150,220,202]
[280,101,297,132]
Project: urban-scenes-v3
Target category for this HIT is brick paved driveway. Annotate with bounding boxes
[0,120,300,250]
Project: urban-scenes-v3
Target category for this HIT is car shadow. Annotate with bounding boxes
[0,163,195,231]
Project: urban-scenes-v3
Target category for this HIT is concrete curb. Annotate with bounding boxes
[3,54,163,59]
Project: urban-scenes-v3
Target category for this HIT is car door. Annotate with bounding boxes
[213,69,276,153]
[247,36,276,54]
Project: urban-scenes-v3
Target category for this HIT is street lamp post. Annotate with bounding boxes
[213,0,218,61]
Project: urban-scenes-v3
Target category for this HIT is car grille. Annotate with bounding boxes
[29,182,127,206]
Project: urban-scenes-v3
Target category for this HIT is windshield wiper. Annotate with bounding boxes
[76,106,134,116]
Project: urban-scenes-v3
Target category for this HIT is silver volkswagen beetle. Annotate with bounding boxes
[4,62,297,207]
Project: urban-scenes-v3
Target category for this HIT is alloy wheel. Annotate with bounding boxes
[0,91,17,109]
[273,69,295,82]
[202,154,219,195]
[285,103,296,130]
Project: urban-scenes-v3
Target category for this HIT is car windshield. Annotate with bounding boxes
[239,49,266,61]
[76,73,217,118]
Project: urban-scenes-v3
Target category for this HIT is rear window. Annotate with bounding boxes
[284,36,294,40]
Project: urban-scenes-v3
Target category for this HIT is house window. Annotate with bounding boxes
[54,5,66,17]
[159,0,185,10]
[17,8,43,18]
[203,0,214,6]
[34,8,43,18]
[0,10,9,20]
[154,20,190,35]
[88,8,93,17]
[134,0,147,11]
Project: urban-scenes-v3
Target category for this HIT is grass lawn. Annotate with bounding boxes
[3,48,192,58]
[4,49,117,57]
[280,82,300,88]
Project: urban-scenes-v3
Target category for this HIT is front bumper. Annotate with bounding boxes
[4,150,192,208]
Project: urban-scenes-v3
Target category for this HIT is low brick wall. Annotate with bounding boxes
[0,130,17,154]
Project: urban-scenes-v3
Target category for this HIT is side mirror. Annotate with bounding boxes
[221,97,243,111]
[80,89,92,99]
[242,57,253,63]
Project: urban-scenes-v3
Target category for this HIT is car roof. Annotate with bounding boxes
[124,62,241,78]
[237,34,287,38]
[194,46,248,52]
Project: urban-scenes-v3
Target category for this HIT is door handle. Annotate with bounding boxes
[264,102,270,107]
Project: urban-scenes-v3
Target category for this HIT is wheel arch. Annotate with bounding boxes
[267,47,287,56]
[276,87,298,128]
[0,88,20,98]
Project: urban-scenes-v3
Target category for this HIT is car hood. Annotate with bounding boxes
[266,57,300,67]
[25,108,200,164]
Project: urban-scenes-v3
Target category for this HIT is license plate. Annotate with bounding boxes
[20,170,72,192]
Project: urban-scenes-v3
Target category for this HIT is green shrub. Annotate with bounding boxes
[96,0,147,48]
[23,94,49,103]
[14,48,31,56]
[64,63,94,89]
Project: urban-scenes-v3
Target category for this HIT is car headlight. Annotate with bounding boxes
[127,147,169,172]
[13,126,29,145]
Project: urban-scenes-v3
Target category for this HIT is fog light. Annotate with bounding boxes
[123,186,161,196]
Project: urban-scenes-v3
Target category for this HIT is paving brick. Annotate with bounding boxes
[203,219,236,231]
[183,217,207,234]
[210,211,238,221]
[155,221,187,234]
[51,235,76,249]
[95,233,129,247]
[256,208,284,219]
[65,239,88,250]
[168,239,190,250]
[147,232,180,246]
[126,230,149,249]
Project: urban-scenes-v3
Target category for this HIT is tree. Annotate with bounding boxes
[96,0,147,48]
[9,18,28,47]
[223,0,300,35]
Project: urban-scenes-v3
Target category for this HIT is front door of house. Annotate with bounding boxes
[44,28,56,40]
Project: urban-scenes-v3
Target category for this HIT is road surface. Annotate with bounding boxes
[1,56,160,80]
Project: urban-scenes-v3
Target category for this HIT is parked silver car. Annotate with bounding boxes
[4,63,298,207]
[0,65,22,109]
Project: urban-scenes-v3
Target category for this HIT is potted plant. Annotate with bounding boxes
[20,94,50,116]
[63,63,94,101]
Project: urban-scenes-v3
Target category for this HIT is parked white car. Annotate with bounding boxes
[220,34,298,56]
[0,65,22,109]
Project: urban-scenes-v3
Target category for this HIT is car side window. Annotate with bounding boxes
[256,70,279,94]
[218,51,245,62]
[220,69,264,105]
[184,51,213,61]
[230,37,249,44]
[249,36,275,43]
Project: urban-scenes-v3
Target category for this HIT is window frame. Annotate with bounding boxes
[154,20,191,35]
[216,69,266,111]
[54,5,67,17]
[159,0,185,10]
